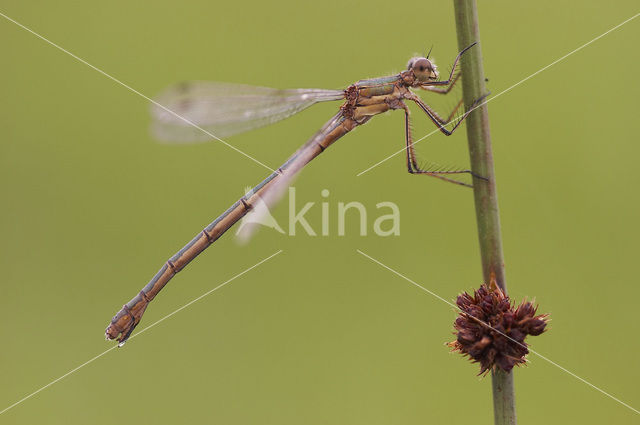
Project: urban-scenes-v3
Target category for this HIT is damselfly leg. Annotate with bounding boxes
[403,93,490,187]
[402,103,475,187]
[421,73,461,94]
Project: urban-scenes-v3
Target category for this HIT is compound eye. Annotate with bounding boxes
[410,57,437,81]
[413,58,431,73]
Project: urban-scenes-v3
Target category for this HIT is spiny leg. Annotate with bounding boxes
[406,92,489,136]
[423,42,476,88]
[402,103,474,188]
[446,98,465,122]
[420,72,461,95]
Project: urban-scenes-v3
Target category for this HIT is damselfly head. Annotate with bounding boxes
[407,57,438,82]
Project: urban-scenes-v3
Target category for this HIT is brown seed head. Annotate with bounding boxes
[448,283,548,375]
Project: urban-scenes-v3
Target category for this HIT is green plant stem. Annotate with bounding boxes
[453,1,517,424]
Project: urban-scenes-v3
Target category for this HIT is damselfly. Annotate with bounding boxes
[105,43,486,345]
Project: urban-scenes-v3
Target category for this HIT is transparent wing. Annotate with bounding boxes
[150,81,345,143]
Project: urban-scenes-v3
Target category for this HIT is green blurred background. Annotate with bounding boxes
[1,1,639,423]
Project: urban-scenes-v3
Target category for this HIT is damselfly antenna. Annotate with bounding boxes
[426,45,434,59]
